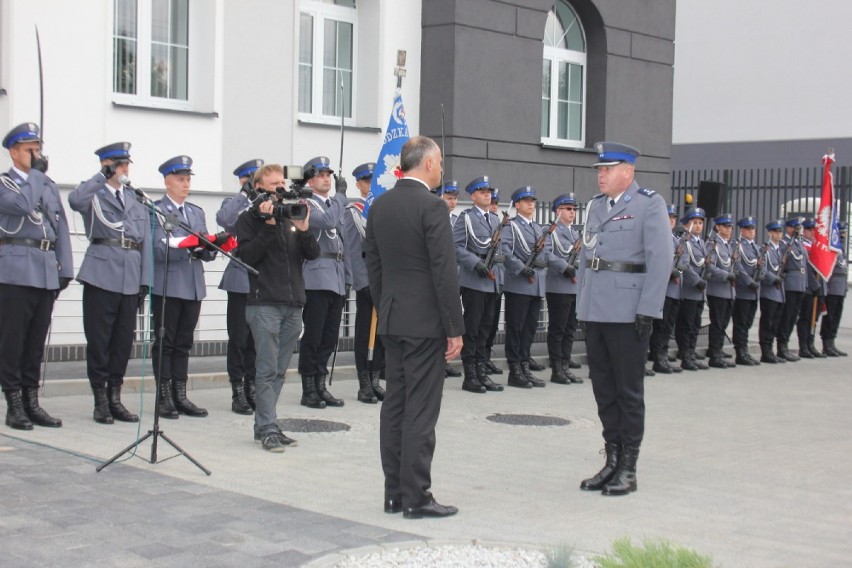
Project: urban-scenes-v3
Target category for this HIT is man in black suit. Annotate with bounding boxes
[365,136,464,519]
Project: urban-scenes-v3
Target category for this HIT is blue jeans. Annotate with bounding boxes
[246,304,302,436]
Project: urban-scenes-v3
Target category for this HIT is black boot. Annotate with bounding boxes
[735,348,758,366]
[679,349,698,371]
[824,338,847,357]
[21,387,62,427]
[808,336,827,358]
[108,384,139,422]
[778,341,800,362]
[476,362,504,391]
[357,371,378,404]
[92,385,114,424]
[157,379,179,419]
[462,361,486,393]
[580,442,621,491]
[171,380,208,417]
[521,360,546,387]
[602,445,639,496]
[4,390,33,430]
[484,350,503,375]
[507,361,532,388]
[562,359,585,382]
[550,357,570,384]
[231,381,253,415]
[316,374,344,407]
[652,352,680,374]
[690,349,709,370]
[300,375,326,409]
[445,364,461,377]
[797,338,815,359]
[760,343,781,363]
[371,370,386,401]
[244,377,256,410]
[527,358,545,371]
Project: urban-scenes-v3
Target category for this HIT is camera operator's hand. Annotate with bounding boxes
[292,201,311,232]
[259,199,276,225]
[29,149,49,173]
[100,162,116,180]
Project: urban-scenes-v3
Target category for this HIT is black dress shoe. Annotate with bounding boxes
[445,365,461,377]
[527,358,545,371]
[384,497,403,514]
[402,498,458,519]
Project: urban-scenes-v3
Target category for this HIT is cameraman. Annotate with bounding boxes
[236,164,320,452]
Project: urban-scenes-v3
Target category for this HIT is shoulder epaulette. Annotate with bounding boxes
[591,193,606,200]
[638,188,657,197]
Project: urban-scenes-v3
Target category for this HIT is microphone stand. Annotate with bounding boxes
[98,185,220,475]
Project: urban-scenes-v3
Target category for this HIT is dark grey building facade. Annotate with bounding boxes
[419,0,676,205]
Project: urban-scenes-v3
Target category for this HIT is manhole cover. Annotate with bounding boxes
[486,413,571,426]
[276,418,350,433]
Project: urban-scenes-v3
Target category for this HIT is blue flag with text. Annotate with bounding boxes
[363,90,410,217]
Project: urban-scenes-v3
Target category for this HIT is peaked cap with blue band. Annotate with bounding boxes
[2,122,41,149]
[511,186,536,203]
[158,155,194,176]
[352,162,375,180]
[551,193,577,212]
[95,142,132,163]
[436,180,459,196]
[666,204,677,217]
[680,207,706,224]
[713,213,733,226]
[766,219,784,231]
[736,216,757,228]
[785,216,804,228]
[593,141,640,167]
[465,176,492,194]
[233,159,264,178]
[802,217,816,229]
[491,188,500,202]
[304,156,334,175]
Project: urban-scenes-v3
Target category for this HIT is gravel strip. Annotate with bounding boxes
[330,544,599,567]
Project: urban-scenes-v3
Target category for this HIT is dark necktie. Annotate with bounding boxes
[609,198,616,210]
[115,189,124,209]
[325,199,331,207]
[484,213,491,231]
[178,205,186,222]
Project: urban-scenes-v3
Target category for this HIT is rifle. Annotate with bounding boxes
[776,230,800,289]
[671,233,688,282]
[753,241,770,284]
[700,238,718,281]
[483,212,510,280]
[523,220,558,283]
[729,238,740,287]
[565,236,582,283]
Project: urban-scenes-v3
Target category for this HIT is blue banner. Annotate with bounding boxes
[363,90,410,217]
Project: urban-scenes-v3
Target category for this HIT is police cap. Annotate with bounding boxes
[2,122,41,149]
[158,155,194,176]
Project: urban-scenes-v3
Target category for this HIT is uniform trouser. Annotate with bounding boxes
[151,295,202,384]
[354,287,385,372]
[298,289,345,376]
[485,292,502,352]
[650,296,680,355]
[0,284,55,392]
[545,292,577,360]
[758,298,784,346]
[246,304,302,436]
[504,292,541,363]
[675,298,704,354]
[82,284,137,388]
[380,334,445,509]
[460,287,497,364]
[226,291,256,384]
[820,294,845,340]
[706,295,733,354]
[584,322,647,447]
[732,298,758,350]
[777,290,804,343]
[796,292,823,345]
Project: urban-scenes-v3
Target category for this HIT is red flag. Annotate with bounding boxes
[809,153,838,280]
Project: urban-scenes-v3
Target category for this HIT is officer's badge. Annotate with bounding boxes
[624,195,632,203]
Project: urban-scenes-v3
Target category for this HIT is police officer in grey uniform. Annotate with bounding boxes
[674,208,710,371]
[776,217,807,362]
[151,155,216,418]
[217,159,263,415]
[69,142,151,424]
[453,176,505,393]
[343,161,386,403]
[796,218,828,359]
[545,193,584,384]
[483,188,505,375]
[704,213,737,368]
[577,142,671,496]
[731,216,762,366]
[436,180,463,378]
[0,123,73,430]
[649,205,687,374]
[820,221,848,356]
[297,156,351,409]
[758,220,787,363]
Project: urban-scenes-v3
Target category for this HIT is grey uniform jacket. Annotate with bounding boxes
[576,182,672,322]
[705,235,735,300]
[733,239,761,301]
[152,196,215,300]
[501,216,550,297]
[759,242,786,303]
[216,192,251,294]
[780,236,808,293]
[453,207,501,294]
[342,200,369,291]
[827,252,848,296]
[667,233,688,300]
[303,192,350,295]
[545,222,579,295]
[681,236,707,302]
[68,173,152,295]
[0,169,73,289]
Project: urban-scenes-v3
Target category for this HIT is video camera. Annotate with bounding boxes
[250,165,312,221]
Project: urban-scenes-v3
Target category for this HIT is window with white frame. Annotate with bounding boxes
[299,0,357,124]
[541,1,586,148]
[113,0,190,105]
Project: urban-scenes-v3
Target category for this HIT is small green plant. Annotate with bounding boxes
[545,543,576,568]
[595,537,717,568]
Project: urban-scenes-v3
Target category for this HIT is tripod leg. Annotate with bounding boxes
[157,431,212,476]
[96,430,155,472]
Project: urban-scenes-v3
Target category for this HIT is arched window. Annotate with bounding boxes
[541,1,586,148]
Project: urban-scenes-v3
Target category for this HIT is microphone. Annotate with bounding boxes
[119,175,152,202]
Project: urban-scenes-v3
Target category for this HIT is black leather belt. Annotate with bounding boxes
[0,237,55,251]
[320,252,344,261]
[91,237,142,251]
[476,253,504,263]
[586,258,646,273]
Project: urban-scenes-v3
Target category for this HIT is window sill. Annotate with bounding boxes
[298,118,381,133]
[540,141,594,152]
[112,101,218,118]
